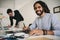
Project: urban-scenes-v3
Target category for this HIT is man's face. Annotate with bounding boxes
[8,12,13,17]
[34,3,44,16]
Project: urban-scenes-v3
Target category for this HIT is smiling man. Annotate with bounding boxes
[23,1,60,36]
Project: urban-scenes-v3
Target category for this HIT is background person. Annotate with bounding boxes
[7,9,24,29]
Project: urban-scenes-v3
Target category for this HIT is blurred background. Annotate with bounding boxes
[0,0,60,27]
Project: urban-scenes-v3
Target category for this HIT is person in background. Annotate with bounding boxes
[7,9,24,28]
[23,1,60,36]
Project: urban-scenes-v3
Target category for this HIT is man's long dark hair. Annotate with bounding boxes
[33,1,50,13]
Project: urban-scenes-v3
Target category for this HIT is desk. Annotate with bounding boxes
[17,35,60,40]
[0,33,60,40]
[0,28,60,40]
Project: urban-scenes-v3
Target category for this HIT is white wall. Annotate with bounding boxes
[15,0,38,26]
[0,0,15,26]
[0,0,15,9]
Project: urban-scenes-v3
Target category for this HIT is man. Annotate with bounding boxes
[7,9,24,28]
[24,1,60,36]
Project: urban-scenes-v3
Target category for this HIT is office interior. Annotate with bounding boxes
[0,0,60,40]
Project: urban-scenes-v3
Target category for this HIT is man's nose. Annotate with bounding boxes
[36,8,40,10]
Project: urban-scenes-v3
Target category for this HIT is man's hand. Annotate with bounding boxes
[7,25,11,28]
[47,30,54,35]
[23,26,29,31]
[29,29,43,36]
[14,25,19,28]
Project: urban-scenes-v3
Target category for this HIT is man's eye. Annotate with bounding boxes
[38,6,41,8]
[34,7,37,10]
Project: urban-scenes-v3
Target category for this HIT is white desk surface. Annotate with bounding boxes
[2,27,60,40]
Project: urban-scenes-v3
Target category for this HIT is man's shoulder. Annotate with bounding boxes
[46,13,52,15]
[46,13,54,16]
[46,13,58,19]
[47,13,57,16]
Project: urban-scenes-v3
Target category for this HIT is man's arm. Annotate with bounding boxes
[51,14,60,36]
[29,29,43,35]
[44,30,54,35]
[15,20,19,27]
[29,29,54,35]
[9,17,13,26]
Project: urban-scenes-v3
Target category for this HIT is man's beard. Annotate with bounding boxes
[36,10,43,16]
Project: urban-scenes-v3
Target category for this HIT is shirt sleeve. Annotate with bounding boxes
[9,17,13,26]
[29,18,37,30]
[15,20,19,26]
[52,14,60,36]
